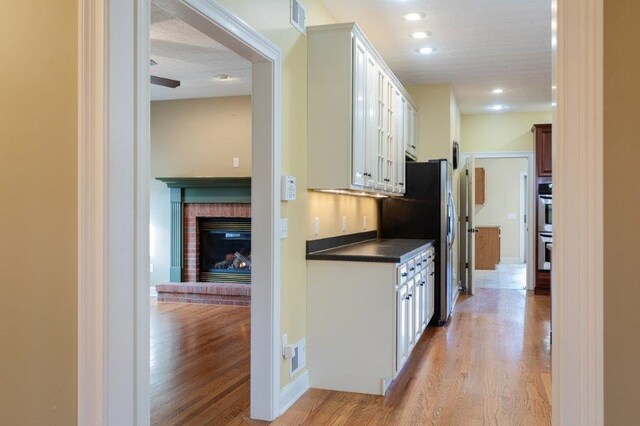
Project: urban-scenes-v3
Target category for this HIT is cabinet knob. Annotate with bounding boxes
[421,281,426,286]
[410,267,415,271]
[401,272,408,277]
[384,178,390,182]
[411,145,416,149]
[430,272,435,276]
[398,182,404,186]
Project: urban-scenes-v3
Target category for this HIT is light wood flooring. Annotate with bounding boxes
[151,289,551,425]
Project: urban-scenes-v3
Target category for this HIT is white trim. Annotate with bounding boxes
[518,171,528,264]
[278,370,310,416]
[553,0,604,424]
[462,151,535,290]
[78,0,105,423]
[79,0,283,423]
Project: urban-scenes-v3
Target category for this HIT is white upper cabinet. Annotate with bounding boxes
[307,23,418,196]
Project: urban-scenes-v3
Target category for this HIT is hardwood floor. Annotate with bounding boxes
[151,289,551,425]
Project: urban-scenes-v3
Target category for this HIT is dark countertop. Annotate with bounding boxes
[306,238,434,263]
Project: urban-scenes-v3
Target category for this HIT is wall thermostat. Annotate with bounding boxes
[281,175,296,201]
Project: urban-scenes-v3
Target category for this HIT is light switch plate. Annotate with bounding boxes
[342,216,347,233]
[280,218,288,239]
[233,157,240,168]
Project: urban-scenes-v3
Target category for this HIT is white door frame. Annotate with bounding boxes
[462,152,535,290]
[519,171,528,264]
[77,0,604,424]
[78,0,282,423]
[553,0,603,423]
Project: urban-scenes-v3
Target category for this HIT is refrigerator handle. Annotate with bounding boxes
[449,193,457,246]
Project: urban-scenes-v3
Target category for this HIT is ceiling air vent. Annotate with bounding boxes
[290,0,306,35]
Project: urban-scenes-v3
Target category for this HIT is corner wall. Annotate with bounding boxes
[0,2,77,424]
[461,111,552,152]
[214,0,378,389]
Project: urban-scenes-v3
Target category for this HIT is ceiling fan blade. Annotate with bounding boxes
[150,75,181,88]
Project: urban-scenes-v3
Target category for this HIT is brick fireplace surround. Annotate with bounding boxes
[155,177,252,306]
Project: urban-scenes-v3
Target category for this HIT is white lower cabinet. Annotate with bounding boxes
[308,245,434,396]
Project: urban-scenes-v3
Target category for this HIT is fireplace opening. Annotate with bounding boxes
[199,217,251,284]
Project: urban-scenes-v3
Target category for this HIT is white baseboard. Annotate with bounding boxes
[279,369,309,416]
[500,257,522,264]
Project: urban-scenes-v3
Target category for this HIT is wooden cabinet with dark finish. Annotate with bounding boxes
[475,167,486,205]
[533,124,553,177]
[533,123,552,295]
[475,226,500,270]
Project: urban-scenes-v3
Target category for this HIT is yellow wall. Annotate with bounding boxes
[151,96,252,177]
[149,96,253,285]
[461,111,552,152]
[474,158,528,260]
[407,83,453,161]
[603,0,640,422]
[214,0,378,387]
[0,2,77,424]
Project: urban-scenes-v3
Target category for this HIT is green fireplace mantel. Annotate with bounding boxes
[156,177,252,282]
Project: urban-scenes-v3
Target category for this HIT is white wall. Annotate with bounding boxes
[474,158,528,262]
[150,96,252,285]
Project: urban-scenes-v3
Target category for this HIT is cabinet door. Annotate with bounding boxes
[365,54,378,188]
[351,36,367,187]
[407,278,415,349]
[394,90,406,193]
[413,272,423,340]
[396,283,409,372]
[428,263,435,320]
[405,104,417,158]
[418,272,428,332]
[535,124,553,176]
[384,80,395,192]
[374,67,387,190]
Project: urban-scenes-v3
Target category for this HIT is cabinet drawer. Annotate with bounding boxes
[398,263,409,284]
[407,259,416,277]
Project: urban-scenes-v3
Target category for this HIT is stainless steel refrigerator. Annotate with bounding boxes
[381,159,456,325]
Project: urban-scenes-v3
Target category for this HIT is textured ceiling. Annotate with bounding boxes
[150,3,252,101]
[321,0,552,114]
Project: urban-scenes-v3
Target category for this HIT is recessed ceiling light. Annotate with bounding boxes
[552,85,557,90]
[215,74,231,80]
[410,31,430,39]
[552,102,557,107]
[488,104,507,111]
[417,46,437,55]
[492,88,504,94]
[403,12,425,21]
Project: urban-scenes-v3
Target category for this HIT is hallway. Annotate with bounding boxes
[150,289,551,425]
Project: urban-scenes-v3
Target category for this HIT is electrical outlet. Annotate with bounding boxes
[342,216,347,233]
[363,215,368,230]
[150,263,154,273]
[280,218,288,239]
[508,213,517,220]
[233,157,240,168]
[313,217,320,237]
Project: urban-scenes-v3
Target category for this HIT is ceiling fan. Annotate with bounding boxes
[150,59,181,88]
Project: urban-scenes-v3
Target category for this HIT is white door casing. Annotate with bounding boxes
[78,0,283,423]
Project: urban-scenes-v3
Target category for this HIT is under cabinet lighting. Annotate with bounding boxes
[492,88,504,94]
[215,74,231,80]
[488,104,507,111]
[316,189,389,199]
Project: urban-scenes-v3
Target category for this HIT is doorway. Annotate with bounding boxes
[459,152,535,294]
[148,3,257,422]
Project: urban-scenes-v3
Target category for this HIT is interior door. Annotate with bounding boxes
[458,157,468,291]
[467,155,476,295]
